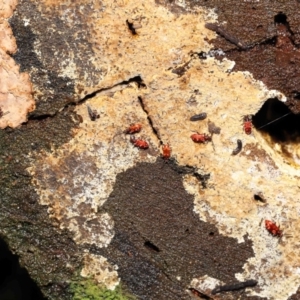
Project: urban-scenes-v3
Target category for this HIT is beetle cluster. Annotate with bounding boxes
[189,112,284,239]
[124,123,149,150]
[124,113,283,240]
[124,123,172,159]
[189,113,212,144]
[124,111,254,160]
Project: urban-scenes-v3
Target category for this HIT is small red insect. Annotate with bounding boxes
[124,123,142,134]
[130,136,149,149]
[265,220,282,237]
[162,143,171,160]
[243,115,252,135]
[191,133,211,143]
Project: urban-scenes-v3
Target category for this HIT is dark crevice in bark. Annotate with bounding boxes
[126,20,137,35]
[81,75,146,103]
[27,114,54,121]
[0,238,46,300]
[133,94,212,187]
[198,36,277,60]
[137,96,162,144]
[144,240,160,252]
[78,76,146,102]
[28,76,147,121]
[205,14,297,59]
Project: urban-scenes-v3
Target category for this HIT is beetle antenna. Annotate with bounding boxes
[258,112,292,129]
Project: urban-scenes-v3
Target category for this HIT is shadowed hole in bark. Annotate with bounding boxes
[254,194,265,202]
[252,98,300,142]
[274,12,295,47]
[293,91,300,100]
[254,194,262,200]
[130,76,147,88]
[197,51,207,59]
[126,20,137,35]
[274,12,287,24]
[0,238,45,300]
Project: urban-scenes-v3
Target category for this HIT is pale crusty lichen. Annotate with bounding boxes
[29,86,158,290]
[81,253,119,290]
[32,0,218,97]
[0,0,35,128]
[29,87,158,247]
[27,0,300,299]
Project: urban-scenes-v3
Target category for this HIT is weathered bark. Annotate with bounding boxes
[1,0,300,299]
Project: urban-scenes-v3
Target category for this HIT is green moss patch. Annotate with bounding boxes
[70,277,136,300]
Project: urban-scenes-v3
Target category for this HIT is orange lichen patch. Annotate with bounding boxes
[0,0,18,19]
[0,20,16,53]
[0,49,35,128]
[0,0,35,128]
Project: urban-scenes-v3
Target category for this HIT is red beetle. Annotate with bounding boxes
[243,115,252,135]
[130,136,149,149]
[162,143,171,160]
[265,220,282,237]
[191,133,211,143]
[124,123,142,134]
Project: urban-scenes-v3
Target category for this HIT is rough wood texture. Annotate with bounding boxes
[1,0,300,299]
